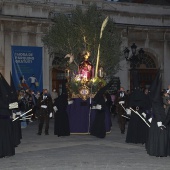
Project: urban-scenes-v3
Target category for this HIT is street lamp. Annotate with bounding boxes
[124,43,144,69]
[124,43,145,90]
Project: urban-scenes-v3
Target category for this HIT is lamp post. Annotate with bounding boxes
[124,43,145,90]
[124,43,144,69]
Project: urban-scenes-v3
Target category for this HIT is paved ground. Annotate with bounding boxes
[1,116,170,170]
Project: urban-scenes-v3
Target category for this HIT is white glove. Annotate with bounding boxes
[49,112,53,118]
[53,106,58,112]
[96,104,102,110]
[41,105,47,108]
[142,112,146,118]
[126,108,131,115]
[148,118,152,123]
[119,101,125,104]
[9,102,18,109]
[157,122,166,129]
[68,100,73,105]
[157,122,163,127]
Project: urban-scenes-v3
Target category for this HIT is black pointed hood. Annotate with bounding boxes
[152,72,162,103]
[0,73,11,105]
[132,69,139,90]
[62,79,68,95]
[0,73,18,104]
[149,69,161,99]
[152,73,166,121]
[93,79,114,103]
[128,70,145,108]
[10,72,18,102]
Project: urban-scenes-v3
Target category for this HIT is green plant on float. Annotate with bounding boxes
[42,4,123,79]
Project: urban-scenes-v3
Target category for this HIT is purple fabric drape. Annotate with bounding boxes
[67,98,112,134]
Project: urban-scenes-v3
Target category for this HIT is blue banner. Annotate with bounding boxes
[12,46,43,92]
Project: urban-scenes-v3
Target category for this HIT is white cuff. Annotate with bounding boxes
[53,106,58,112]
[119,101,125,104]
[12,113,16,119]
[96,104,102,110]
[142,112,146,118]
[49,112,53,118]
[148,118,152,123]
[91,106,96,109]
[126,108,131,115]
[41,105,47,108]
[68,100,73,105]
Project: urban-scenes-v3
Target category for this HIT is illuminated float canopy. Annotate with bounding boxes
[65,51,106,100]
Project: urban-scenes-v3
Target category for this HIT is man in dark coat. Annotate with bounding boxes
[37,89,53,135]
[115,87,128,134]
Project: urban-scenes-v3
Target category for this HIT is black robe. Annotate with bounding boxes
[53,94,70,137]
[164,107,170,156]
[90,97,106,138]
[90,80,113,138]
[0,96,15,158]
[146,101,167,157]
[126,89,149,144]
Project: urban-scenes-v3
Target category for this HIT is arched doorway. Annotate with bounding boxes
[52,68,65,95]
[130,52,158,90]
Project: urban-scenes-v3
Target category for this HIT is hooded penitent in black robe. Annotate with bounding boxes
[163,107,170,156]
[10,72,22,147]
[146,72,168,157]
[53,80,70,137]
[90,80,113,138]
[126,88,149,144]
[0,73,15,158]
[146,72,167,157]
[126,70,149,144]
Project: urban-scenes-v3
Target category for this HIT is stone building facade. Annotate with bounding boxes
[0,0,170,92]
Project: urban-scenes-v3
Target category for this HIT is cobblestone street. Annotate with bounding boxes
[1,117,170,170]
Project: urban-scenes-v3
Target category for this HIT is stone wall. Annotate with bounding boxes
[0,0,170,90]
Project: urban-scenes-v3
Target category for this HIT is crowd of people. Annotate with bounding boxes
[1,70,170,158]
[112,71,170,157]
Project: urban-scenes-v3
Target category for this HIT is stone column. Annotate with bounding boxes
[115,35,129,91]
[43,47,50,90]
[21,23,28,46]
[0,22,5,75]
[36,24,50,91]
[163,32,170,88]
[145,32,149,48]
[4,31,11,84]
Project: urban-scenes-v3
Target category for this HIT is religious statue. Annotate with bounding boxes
[78,51,93,81]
